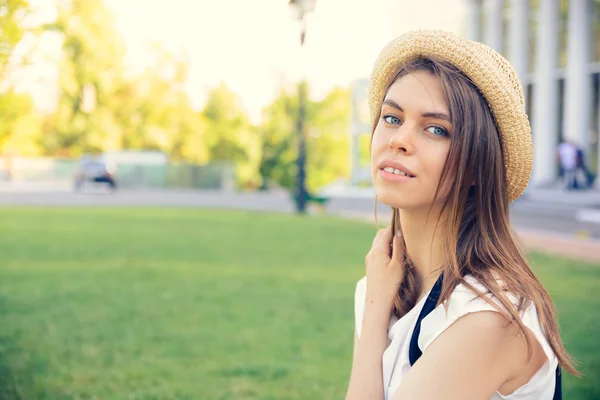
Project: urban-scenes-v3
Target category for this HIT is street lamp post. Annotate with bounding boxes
[288,0,316,214]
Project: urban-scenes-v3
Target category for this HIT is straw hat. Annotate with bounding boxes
[369,30,532,202]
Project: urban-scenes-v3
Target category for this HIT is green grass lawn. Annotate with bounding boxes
[0,207,597,399]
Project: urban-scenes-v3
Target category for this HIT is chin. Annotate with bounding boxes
[374,184,416,210]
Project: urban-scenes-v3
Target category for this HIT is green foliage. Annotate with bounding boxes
[0,208,597,399]
[38,1,208,162]
[258,88,298,190]
[1,0,351,190]
[0,90,42,155]
[0,0,46,156]
[120,46,207,163]
[259,84,351,192]
[306,87,351,192]
[201,83,261,188]
[0,0,30,80]
[42,0,126,155]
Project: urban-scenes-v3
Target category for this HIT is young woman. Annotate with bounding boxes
[345,30,578,400]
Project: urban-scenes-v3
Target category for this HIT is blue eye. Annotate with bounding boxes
[383,115,401,125]
[427,125,449,137]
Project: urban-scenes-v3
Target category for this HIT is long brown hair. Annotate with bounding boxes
[371,57,578,375]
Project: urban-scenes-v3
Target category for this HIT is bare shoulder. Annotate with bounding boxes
[431,310,532,371]
[393,310,547,399]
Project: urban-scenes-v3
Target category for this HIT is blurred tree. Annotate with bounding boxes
[0,0,49,156]
[0,90,42,155]
[0,0,30,81]
[201,82,261,188]
[305,86,351,192]
[1,0,209,162]
[258,88,297,190]
[115,44,207,162]
[42,0,125,156]
[258,85,351,193]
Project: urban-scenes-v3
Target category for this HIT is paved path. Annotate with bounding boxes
[0,189,296,211]
[515,228,600,263]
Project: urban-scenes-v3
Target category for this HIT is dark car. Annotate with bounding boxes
[74,158,117,192]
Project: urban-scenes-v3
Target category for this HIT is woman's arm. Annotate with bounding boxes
[345,306,391,400]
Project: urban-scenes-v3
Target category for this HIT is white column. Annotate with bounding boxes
[564,0,592,158]
[509,0,529,87]
[484,0,503,52]
[531,0,559,187]
[466,0,481,41]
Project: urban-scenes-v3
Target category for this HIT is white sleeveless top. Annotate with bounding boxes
[354,275,559,400]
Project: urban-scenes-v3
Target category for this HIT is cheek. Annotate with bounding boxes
[369,127,386,161]
[424,145,452,189]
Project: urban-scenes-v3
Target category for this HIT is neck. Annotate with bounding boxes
[398,206,447,293]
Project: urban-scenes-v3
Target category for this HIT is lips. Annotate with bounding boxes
[378,159,416,177]
[381,167,414,177]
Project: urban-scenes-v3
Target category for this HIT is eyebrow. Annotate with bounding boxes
[382,99,451,123]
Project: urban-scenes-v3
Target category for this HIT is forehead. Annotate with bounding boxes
[384,71,448,113]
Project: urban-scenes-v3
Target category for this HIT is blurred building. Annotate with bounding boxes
[351,0,600,190]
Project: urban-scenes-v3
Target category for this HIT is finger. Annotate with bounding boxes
[381,226,393,244]
[390,229,405,265]
[372,228,386,247]
[374,226,393,253]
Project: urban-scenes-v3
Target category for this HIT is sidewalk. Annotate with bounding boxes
[0,180,72,193]
[515,228,600,263]
[516,187,600,224]
[520,187,600,207]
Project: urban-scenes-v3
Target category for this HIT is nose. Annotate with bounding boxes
[388,127,414,154]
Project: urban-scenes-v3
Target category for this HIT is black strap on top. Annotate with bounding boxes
[408,273,562,399]
[408,273,444,365]
[553,367,562,400]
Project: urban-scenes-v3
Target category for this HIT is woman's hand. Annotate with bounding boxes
[345,226,404,400]
[364,226,405,322]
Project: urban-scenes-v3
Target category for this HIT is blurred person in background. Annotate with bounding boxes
[575,143,595,189]
[558,140,578,189]
[345,31,577,400]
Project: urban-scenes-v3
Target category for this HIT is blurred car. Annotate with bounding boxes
[73,157,117,192]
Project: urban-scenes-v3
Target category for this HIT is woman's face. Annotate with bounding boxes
[370,71,454,211]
